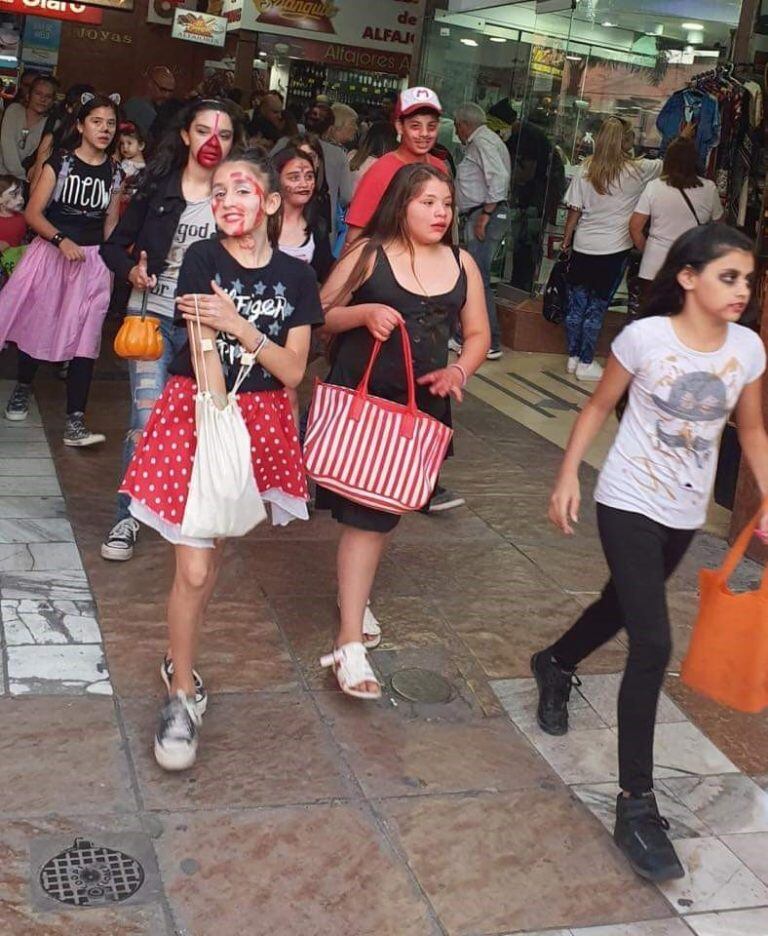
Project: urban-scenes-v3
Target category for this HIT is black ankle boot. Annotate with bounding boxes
[530,650,580,735]
[614,792,685,881]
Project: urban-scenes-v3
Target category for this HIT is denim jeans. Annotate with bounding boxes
[463,206,507,350]
[115,315,188,523]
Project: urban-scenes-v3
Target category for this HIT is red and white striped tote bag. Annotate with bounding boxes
[303,321,453,514]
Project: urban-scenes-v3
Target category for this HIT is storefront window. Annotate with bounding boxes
[422,0,746,298]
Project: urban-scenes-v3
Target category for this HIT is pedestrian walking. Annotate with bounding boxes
[316,163,489,698]
[121,150,323,770]
[100,99,240,563]
[562,117,661,381]
[629,137,723,301]
[1,93,122,444]
[348,120,398,192]
[453,101,511,361]
[535,223,768,881]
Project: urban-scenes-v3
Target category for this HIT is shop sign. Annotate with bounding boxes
[259,31,411,74]
[172,8,227,46]
[0,0,103,23]
[147,0,195,27]
[241,0,425,53]
[77,0,134,10]
[220,0,242,31]
[22,16,60,67]
[531,46,564,79]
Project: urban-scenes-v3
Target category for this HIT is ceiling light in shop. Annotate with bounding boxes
[489,36,507,42]
[460,38,479,46]
[682,22,704,30]
[566,54,582,61]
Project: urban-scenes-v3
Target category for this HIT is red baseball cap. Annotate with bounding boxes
[397,86,442,119]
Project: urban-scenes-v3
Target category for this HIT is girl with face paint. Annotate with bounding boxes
[120,150,324,771]
[100,99,242,568]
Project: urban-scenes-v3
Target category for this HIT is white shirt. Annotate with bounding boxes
[635,177,723,279]
[280,232,316,266]
[566,158,662,254]
[456,124,511,211]
[595,317,765,529]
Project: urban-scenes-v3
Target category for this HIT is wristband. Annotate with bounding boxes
[50,232,65,248]
[449,362,468,387]
[253,333,269,360]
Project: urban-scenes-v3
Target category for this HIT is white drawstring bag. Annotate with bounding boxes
[180,297,267,539]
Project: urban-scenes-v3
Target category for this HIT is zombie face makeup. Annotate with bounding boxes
[279,157,315,209]
[0,183,23,215]
[211,162,279,239]
[185,109,234,171]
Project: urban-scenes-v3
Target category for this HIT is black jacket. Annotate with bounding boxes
[309,216,333,284]
[100,169,187,283]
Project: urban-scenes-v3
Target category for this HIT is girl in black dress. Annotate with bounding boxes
[318,163,489,698]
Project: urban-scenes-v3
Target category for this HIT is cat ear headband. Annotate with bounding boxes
[80,92,122,106]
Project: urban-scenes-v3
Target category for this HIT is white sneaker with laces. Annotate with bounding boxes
[101,518,140,561]
[567,356,579,374]
[154,691,201,771]
[575,361,604,382]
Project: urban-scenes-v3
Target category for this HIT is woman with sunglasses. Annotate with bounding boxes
[562,117,661,382]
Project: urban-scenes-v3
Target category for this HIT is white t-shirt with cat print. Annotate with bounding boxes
[595,316,766,529]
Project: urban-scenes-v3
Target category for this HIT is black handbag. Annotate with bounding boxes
[542,252,570,324]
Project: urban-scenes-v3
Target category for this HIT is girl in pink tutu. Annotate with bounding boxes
[121,150,323,771]
[1,93,121,445]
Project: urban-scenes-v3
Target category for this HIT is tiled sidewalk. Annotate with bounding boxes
[0,380,111,696]
[1,356,767,935]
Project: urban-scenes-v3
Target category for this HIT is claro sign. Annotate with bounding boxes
[0,0,103,23]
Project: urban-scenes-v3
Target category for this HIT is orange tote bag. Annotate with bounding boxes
[681,504,768,713]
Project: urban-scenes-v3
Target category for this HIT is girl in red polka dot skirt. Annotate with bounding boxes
[121,151,324,771]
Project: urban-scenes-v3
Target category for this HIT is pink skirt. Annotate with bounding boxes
[120,376,309,546]
[0,237,111,361]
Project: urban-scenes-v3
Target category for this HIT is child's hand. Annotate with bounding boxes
[128,250,157,290]
[364,304,402,341]
[59,238,86,263]
[549,474,580,535]
[417,367,464,402]
[178,281,241,337]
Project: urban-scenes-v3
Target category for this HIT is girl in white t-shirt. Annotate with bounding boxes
[630,137,723,291]
[562,117,661,381]
[534,223,768,883]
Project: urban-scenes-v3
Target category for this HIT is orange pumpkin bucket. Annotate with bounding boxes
[681,503,768,714]
[113,292,163,361]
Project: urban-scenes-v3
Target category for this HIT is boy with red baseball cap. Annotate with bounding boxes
[344,86,446,244]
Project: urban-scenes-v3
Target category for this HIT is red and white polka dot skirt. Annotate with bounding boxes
[120,376,309,545]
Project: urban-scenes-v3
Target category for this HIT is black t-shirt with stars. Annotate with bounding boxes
[169,239,324,392]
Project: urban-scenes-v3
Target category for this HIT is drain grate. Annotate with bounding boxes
[390,667,453,704]
[38,837,145,908]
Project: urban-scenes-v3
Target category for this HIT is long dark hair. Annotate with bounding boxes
[349,120,398,172]
[59,93,120,157]
[641,223,757,320]
[216,149,282,248]
[272,145,322,234]
[142,98,243,184]
[337,163,454,301]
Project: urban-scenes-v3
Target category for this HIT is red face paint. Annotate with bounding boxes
[197,112,224,169]
[211,167,267,238]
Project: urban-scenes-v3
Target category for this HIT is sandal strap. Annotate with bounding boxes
[320,641,379,689]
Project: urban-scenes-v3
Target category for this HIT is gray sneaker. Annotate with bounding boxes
[64,412,105,447]
[5,383,31,422]
[101,518,140,561]
[161,656,208,717]
[154,691,201,771]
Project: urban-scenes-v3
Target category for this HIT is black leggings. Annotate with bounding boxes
[549,504,695,795]
[17,350,95,416]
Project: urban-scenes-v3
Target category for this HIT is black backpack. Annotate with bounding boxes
[542,253,570,324]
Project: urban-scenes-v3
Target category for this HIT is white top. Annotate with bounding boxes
[0,103,47,180]
[456,124,511,211]
[635,177,723,279]
[566,158,662,254]
[128,198,215,318]
[349,154,377,192]
[279,232,315,266]
[595,317,766,529]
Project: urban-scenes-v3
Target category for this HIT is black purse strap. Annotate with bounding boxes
[679,187,701,225]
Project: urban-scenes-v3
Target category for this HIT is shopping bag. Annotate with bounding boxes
[542,252,570,324]
[180,298,267,539]
[681,503,768,713]
[303,320,453,514]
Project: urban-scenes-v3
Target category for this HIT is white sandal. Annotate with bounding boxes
[336,597,382,650]
[320,642,382,700]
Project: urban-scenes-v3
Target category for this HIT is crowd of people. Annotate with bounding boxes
[0,67,765,890]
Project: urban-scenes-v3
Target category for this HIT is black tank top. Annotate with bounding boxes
[327,246,467,426]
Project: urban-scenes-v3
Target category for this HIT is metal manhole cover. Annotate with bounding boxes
[391,667,453,703]
[38,837,145,908]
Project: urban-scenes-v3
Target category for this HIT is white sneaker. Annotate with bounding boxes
[447,337,463,354]
[154,691,201,771]
[567,356,579,374]
[575,361,604,382]
[101,518,140,561]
